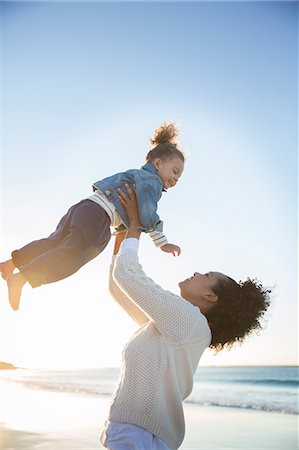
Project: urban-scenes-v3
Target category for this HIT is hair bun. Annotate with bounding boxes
[150,122,180,147]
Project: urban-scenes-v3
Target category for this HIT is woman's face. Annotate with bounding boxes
[179,272,228,309]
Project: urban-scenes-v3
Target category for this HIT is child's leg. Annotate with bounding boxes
[3,206,75,309]
[19,200,111,285]
[10,205,75,269]
[1,203,75,285]
[0,259,16,280]
[7,272,27,310]
[7,200,111,309]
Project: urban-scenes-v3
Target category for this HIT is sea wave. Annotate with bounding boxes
[185,398,298,415]
[223,379,298,388]
[2,379,113,397]
[1,375,298,416]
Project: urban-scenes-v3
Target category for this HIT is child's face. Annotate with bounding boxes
[153,156,184,190]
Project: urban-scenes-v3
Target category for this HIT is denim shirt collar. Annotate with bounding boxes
[141,162,167,192]
[141,162,158,174]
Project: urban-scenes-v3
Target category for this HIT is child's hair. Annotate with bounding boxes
[146,122,185,163]
[206,277,271,352]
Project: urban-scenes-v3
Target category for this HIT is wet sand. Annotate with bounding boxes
[0,381,297,449]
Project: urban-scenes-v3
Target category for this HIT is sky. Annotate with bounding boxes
[0,0,297,369]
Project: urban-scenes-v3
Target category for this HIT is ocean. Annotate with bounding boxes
[1,365,298,416]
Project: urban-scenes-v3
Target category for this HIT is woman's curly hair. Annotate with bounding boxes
[146,122,185,163]
[206,277,271,352]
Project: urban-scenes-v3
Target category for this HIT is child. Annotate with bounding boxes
[1,122,185,310]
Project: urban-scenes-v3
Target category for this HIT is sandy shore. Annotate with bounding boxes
[0,381,297,450]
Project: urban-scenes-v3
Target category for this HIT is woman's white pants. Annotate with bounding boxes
[100,421,170,450]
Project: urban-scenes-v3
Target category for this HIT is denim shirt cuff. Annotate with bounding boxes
[138,225,154,233]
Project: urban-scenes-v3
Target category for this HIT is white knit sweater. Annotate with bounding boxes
[107,239,212,449]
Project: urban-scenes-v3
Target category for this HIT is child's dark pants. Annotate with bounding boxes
[11,200,111,288]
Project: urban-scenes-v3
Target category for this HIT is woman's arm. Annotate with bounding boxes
[114,186,209,343]
[114,247,206,342]
[108,232,149,327]
[113,231,126,256]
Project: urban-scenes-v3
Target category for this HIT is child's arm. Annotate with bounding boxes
[134,180,182,255]
[108,233,150,327]
[134,179,163,233]
[148,230,168,248]
[148,230,181,256]
[160,243,181,256]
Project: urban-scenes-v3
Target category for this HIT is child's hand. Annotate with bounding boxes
[160,243,181,257]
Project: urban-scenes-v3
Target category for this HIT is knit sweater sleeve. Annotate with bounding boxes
[109,256,150,327]
[113,245,210,343]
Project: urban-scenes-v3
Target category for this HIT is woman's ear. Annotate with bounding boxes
[202,292,218,304]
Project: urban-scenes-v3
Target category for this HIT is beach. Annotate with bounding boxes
[0,376,297,450]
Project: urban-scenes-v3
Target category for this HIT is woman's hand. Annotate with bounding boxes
[117,184,142,239]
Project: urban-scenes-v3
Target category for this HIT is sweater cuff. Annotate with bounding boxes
[148,231,168,248]
[119,238,139,255]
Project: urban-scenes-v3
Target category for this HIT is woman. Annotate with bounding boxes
[100,185,270,450]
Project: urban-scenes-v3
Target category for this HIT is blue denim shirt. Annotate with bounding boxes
[93,163,165,233]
